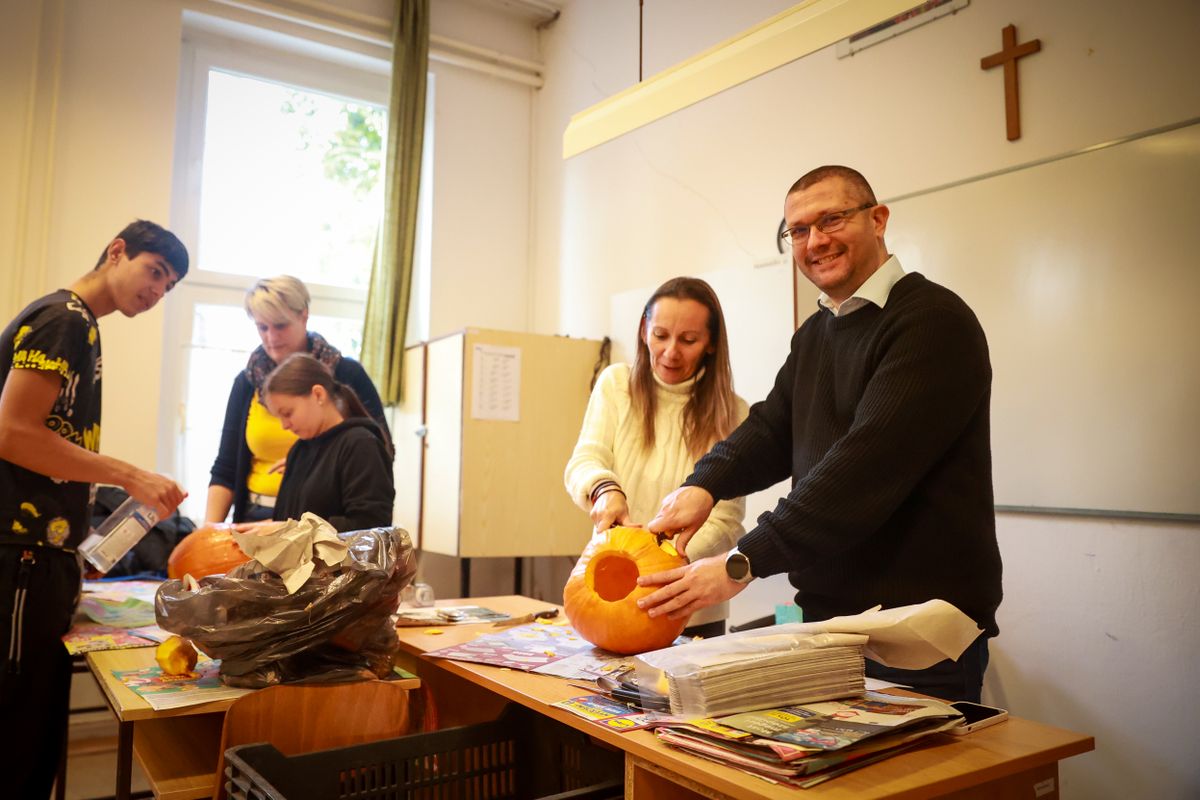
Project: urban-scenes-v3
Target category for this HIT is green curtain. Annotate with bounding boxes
[361,0,429,405]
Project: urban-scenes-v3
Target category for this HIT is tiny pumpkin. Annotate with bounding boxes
[563,526,688,655]
[167,523,252,580]
[155,635,198,675]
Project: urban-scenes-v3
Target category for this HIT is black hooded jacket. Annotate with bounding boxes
[273,417,394,532]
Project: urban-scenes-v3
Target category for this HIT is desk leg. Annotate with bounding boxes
[116,719,133,800]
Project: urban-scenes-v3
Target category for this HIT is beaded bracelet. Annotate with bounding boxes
[591,485,626,505]
[589,480,620,504]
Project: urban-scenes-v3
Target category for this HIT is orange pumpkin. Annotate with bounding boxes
[167,524,252,579]
[563,526,688,655]
[155,635,198,675]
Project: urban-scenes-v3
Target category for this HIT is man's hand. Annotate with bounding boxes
[635,553,748,620]
[122,469,185,519]
[647,486,715,554]
[590,490,630,532]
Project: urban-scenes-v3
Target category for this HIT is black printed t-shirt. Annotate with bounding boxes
[0,290,102,549]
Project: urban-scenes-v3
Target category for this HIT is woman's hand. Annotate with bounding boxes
[590,489,631,532]
[231,520,275,535]
[268,458,287,475]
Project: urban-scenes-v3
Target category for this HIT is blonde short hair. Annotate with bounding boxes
[244,275,310,325]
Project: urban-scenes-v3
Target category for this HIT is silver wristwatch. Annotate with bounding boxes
[724,546,754,584]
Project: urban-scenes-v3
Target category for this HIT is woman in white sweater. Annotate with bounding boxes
[564,277,749,637]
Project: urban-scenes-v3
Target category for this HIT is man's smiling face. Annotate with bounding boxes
[785,176,889,304]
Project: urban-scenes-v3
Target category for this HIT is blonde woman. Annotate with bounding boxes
[206,276,388,524]
[564,277,748,637]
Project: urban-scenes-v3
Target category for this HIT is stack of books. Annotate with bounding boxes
[653,692,963,788]
[638,631,869,718]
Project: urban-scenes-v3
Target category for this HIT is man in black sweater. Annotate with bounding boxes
[639,166,1002,702]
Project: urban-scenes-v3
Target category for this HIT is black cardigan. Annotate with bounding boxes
[209,356,390,523]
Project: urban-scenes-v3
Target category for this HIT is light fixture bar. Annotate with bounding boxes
[562,0,922,158]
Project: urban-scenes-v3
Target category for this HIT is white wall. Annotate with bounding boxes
[426,0,538,338]
[532,1,1200,798]
[1,0,183,472]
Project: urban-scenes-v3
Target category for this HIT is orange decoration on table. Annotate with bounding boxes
[167,523,252,579]
[155,635,199,675]
[563,526,688,655]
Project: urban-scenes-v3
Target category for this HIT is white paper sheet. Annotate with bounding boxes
[471,344,521,421]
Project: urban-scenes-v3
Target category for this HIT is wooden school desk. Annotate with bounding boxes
[86,647,420,800]
[395,595,1095,800]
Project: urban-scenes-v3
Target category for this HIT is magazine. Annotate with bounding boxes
[394,605,510,626]
[651,692,963,787]
[112,658,251,710]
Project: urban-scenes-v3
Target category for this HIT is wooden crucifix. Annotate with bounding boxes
[981,24,1041,141]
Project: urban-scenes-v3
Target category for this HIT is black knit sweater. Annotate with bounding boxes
[687,273,1003,636]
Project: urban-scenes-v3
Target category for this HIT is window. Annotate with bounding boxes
[197,69,384,288]
[163,20,431,521]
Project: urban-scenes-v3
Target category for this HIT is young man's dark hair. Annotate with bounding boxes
[93,218,190,279]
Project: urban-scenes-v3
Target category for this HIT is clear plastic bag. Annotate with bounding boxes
[154,527,416,687]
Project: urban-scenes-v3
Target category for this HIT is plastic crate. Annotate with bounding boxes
[224,705,624,800]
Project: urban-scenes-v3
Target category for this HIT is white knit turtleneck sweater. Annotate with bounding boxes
[564,363,749,626]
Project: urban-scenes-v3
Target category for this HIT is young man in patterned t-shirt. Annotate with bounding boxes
[0,220,189,797]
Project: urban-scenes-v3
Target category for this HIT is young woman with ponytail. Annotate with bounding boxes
[259,353,394,532]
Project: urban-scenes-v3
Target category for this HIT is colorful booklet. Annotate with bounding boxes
[62,622,162,655]
[423,620,595,671]
[552,694,675,732]
[112,658,251,710]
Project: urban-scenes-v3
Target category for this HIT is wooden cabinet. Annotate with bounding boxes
[393,328,602,561]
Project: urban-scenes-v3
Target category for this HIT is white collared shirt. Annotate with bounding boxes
[817,255,906,317]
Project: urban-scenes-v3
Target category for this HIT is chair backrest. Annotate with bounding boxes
[212,680,413,800]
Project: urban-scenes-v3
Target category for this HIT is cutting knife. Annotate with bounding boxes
[491,608,560,627]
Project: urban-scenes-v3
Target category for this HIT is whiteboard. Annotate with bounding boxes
[876,122,1200,517]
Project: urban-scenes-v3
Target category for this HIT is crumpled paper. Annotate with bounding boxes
[639,599,982,672]
[231,512,348,594]
[801,599,983,668]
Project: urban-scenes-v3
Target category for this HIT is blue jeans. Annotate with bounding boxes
[242,502,275,523]
[865,634,990,703]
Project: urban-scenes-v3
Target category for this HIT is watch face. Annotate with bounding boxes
[726,552,751,581]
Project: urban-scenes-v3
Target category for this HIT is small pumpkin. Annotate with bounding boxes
[155,635,198,675]
[563,526,688,655]
[167,523,252,580]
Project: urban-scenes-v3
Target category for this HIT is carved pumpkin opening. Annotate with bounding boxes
[590,552,639,601]
[563,526,688,655]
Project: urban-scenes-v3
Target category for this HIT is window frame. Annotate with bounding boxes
[159,24,396,518]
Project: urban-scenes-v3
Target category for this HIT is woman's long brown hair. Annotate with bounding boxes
[264,353,393,455]
[630,277,739,460]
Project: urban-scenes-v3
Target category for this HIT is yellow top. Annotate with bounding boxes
[245,392,297,497]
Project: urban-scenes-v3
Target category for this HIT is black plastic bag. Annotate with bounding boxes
[155,526,416,687]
